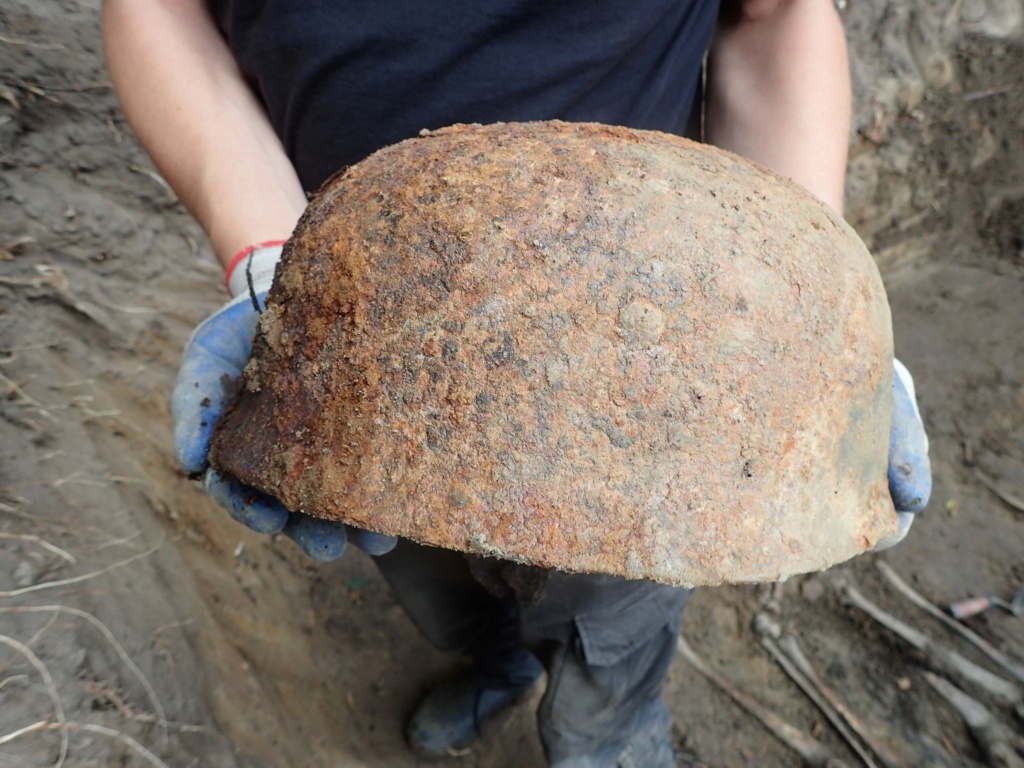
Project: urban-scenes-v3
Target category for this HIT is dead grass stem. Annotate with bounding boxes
[0,606,168,740]
[0,635,68,767]
[0,537,161,599]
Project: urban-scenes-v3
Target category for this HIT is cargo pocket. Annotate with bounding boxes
[538,583,688,761]
[573,584,688,667]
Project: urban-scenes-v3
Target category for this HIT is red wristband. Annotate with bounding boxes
[224,240,287,293]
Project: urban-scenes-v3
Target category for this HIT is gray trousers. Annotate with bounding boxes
[374,539,690,767]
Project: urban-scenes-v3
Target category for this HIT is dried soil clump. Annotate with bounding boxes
[210,120,895,586]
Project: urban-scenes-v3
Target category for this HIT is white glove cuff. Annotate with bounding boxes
[225,241,285,299]
[893,357,928,452]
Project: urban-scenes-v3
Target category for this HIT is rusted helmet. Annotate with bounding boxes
[210,121,895,586]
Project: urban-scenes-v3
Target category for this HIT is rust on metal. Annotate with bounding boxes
[209,121,896,586]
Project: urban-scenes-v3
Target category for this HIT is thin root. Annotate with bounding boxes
[0,635,68,767]
[0,605,169,742]
[0,720,170,768]
[0,533,76,564]
[0,536,162,599]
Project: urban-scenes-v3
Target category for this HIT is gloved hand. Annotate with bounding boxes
[874,358,932,550]
[171,242,397,561]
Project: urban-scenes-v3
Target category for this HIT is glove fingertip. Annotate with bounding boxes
[348,529,398,556]
[203,470,290,533]
[242,498,291,534]
[299,537,347,562]
[171,372,221,474]
[888,451,933,513]
[283,516,348,562]
[889,482,931,513]
[175,439,211,476]
[873,511,915,551]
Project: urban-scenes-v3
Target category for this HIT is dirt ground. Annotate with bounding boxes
[1,1,1022,767]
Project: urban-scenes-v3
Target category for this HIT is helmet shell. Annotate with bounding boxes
[210,121,895,586]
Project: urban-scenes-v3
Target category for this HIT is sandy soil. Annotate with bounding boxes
[1,1,1022,766]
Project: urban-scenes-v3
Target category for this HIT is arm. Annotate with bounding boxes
[103,1,395,559]
[707,1,931,536]
[101,0,306,266]
[706,0,851,213]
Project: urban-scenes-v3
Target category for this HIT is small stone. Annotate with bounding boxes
[801,576,826,603]
[12,559,40,588]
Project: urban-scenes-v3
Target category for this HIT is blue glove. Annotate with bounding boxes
[171,243,397,561]
[874,359,932,550]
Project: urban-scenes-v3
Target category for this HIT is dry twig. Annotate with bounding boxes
[974,471,1024,514]
[0,34,64,50]
[678,636,851,768]
[844,585,1022,707]
[22,611,61,650]
[963,84,1016,102]
[0,533,76,564]
[0,536,162,599]
[0,370,58,422]
[756,615,905,768]
[128,164,176,197]
[923,672,1024,768]
[0,720,170,768]
[777,635,907,768]
[81,681,205,735]
[0,605,168,742]
[876,561,1024,684]
[756,619,883,768]
[0,634,68,767]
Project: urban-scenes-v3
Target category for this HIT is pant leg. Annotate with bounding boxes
[517,572,690,768]
[373,538,541,685]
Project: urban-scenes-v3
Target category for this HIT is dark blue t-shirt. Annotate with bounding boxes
[208,0,721,190]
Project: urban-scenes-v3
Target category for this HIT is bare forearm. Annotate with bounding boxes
[706,0,851,213]
[102,0,307,266]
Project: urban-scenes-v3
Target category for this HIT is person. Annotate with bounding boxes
[101,1,932,765]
